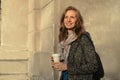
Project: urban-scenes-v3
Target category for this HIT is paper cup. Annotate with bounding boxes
[52,53,60,62]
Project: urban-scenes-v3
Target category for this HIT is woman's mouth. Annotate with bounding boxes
[65,23,72,26]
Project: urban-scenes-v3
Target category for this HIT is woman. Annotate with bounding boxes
[51,6,98,80]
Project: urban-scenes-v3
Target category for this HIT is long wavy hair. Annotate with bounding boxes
[59,6,86,42]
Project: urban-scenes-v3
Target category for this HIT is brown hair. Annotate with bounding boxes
[59,6,85,42]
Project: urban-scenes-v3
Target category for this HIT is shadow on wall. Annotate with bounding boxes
[31,52,53,80]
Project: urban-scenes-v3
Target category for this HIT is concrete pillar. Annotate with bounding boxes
[31,0,56,80]
[0,0,29,80]
[28,0,41,79]
[1,0,28,48]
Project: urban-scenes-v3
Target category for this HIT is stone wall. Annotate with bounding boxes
[0,0,29,80]
[31,0,55,80]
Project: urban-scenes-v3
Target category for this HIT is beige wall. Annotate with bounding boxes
[31,0,55,80]
[1,0,28,48]
[0,0,29,80]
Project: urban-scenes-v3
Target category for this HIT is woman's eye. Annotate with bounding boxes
[71,16,75,18]
[64,16,68,18]
[64,16,76,19]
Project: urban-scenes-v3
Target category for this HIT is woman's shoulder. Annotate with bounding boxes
[76,31,92,43]
[82,31,90,36]
[80,31,91,39]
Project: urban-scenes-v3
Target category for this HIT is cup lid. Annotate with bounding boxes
[52,53,60,56]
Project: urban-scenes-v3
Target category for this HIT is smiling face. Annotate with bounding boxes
[59,6,85,42]
[64,10,77,29]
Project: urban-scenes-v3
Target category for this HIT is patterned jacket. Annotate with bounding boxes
[67,32,98,80]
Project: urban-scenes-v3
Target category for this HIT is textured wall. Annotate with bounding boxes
[31,0,55,80]
[0,0,29,80]
[1,0,28,47]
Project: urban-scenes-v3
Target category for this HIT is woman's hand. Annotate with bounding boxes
[51,61,67,71]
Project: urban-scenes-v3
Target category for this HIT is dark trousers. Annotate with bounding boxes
[60,70,67,80]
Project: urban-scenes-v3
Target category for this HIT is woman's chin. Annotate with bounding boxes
[66,27,75,30]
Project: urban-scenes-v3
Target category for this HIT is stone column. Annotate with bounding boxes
[28,0,41,79]
[31,0,57,80]
[0,0,29,80]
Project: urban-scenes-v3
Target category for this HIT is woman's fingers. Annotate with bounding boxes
[53,62,67,71]
[51,60,67,71]
[51,57,54,62]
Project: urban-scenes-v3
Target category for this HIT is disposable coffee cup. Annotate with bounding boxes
[52,53,60,62]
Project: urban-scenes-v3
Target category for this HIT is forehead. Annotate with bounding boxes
[65,10,76,16]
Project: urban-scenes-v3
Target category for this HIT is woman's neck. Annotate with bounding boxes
[68,30,74,35]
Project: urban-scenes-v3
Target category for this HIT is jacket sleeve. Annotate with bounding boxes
[67,33,98,75]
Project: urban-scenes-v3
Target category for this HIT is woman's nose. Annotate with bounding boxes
[67,17,71,22]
